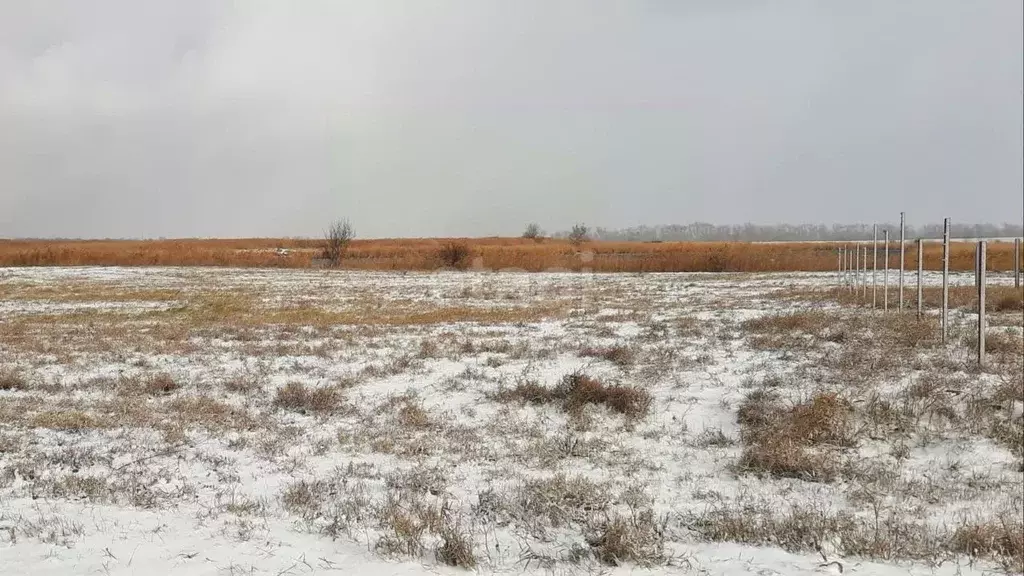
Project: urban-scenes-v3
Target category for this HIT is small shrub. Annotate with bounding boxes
[398,401,431,430]
[737,438,839,483]
[735,391,851,483]
[435,508,477,569]
[587,510,667,567]
[580,345,634,367]
[281,480,329,519]
[273,382,341,414]
[568,223,590,245]
[741,311,831,335]
[438,242,471,270]
[31,410,101,431]
[144,372,180,396]
[0,369,28,391]
[555,372,652,419]
[522,223,544,242]
[950,519,1023,571]
[495,373,651,419]
[322,219,354,265]
[990,287,1024,312]
[495,380,554,405]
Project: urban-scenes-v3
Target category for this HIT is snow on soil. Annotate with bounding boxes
[0,267,1020,576]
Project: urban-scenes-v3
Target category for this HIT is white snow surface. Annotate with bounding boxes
[0,267,1019,576]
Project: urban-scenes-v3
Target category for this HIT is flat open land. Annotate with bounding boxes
[0,267,1021,575]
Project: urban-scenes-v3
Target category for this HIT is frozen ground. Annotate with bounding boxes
[0,267,1021,575]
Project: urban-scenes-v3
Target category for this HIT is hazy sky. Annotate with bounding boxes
[1,1,1021,239]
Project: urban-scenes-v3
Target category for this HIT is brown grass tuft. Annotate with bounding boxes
[736,391,853,482]
[580,345,635,367]
[556,372,652,418]
[587,510,667,567]
[950,519,1024,572]
[498,372,651,420]
[31,410,101,431]
[143,372,181,396]
[0,368,29,391]
[273,382,342,415]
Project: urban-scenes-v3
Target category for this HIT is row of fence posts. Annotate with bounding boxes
[836,214,1023,369]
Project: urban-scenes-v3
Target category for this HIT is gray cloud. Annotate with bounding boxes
[1,1,1021,238]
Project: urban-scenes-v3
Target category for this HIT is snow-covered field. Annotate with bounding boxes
[0,267,1021,575]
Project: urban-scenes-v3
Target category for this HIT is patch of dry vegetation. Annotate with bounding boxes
[0,368,29,391]
[2,237,1014,272]
[736,391,854,483]
[497,372,652,420]
[273,382,344,415]
[579,344,635,367]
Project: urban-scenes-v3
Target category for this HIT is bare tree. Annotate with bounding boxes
[568,223,589,246]
[322,220,354,265]
[522,223,543,241]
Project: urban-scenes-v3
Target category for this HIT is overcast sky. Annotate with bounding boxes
[1,1,1021,239]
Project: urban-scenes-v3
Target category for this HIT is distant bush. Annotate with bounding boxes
[437,242,471,269]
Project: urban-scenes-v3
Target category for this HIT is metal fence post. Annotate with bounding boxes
[872,225,878,308]
[941,218,950,343]
[978,241,986,369]
[837,246,842,289]
[862,245,868,301]
[1014,237,1020,288]
[883,230,889,313]
[917,238,924,319]
[899,212,905,311]
[975,243,980,288]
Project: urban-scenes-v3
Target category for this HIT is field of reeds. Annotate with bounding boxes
[0,237,1018,272]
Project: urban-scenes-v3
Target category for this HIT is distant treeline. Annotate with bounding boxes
[556,222,1024,242]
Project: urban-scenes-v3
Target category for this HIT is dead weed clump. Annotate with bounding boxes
[736,390,854,483]
[497,372,651,420]
[691,503,945,562]
[950,519,1024,572]
[30,410,102,431]
[435,507,477,569]
[580,344,635,367]
[742,311,832,336]
[0,368,29,391]
[143,372,181,396]
[587,510,668,567]
[273,382,343,415]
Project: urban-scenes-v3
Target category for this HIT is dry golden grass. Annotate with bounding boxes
[1,237,1015,272]
[30,410,101,431]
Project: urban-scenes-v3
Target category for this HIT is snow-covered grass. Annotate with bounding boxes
[0,267,1021,575]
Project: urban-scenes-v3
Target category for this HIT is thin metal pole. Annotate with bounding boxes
[978,241,986,369]
[837,246,842,289]
[847,245,853,292]
[941,218,950,343]
[883,230,889,312]
[872,225,878,308]
[862,245,868,300]
[899,212,905,311]
[1014,238,1021,289]
[975,244,980,288]
[917,238,924,319]
[835,242,843,286]
[851,244,857,293]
